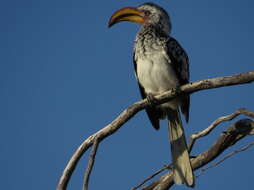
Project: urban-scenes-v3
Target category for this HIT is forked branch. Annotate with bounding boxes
[56,71,254,190]
[132,109,254,190]
[188,108,254,151]
[142,118,254,190]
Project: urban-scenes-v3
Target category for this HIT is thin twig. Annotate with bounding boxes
[131,164,172,190]
[196,141,254,178]
[188,108,254,152]
[83,138,99,190]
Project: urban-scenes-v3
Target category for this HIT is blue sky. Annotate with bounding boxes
[1,0,254,190]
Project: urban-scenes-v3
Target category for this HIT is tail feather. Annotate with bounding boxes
[167,109,195,187]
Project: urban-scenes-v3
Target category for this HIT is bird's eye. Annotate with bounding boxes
[143,10,151,16]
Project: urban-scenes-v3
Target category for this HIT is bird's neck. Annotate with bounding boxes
[138,25,167,38]
[135,25,169,45]
[134,25,169,56]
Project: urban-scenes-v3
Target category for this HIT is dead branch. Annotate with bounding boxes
[196,140,254,178]
[131,109,254,190]
[188,108,254,151]
[56,71,254,190]
[83,138,99,190]
[142,119,254,190]
[131,109,254,189]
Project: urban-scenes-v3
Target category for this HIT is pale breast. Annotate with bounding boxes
[136,50,179,95]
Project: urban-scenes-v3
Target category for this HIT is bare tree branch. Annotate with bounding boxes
[131,109,254,190]
[83,138,99,190]
[56,71,254,190]
[188,108,254,151]
[196,140,254,178]
[143,119,254,190]
[136,140,254,190]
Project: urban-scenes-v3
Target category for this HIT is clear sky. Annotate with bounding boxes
[1,0,254,190]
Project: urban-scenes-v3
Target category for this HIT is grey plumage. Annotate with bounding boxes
[133,3,194,187]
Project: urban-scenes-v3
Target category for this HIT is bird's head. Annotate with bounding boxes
[108,2,172,34]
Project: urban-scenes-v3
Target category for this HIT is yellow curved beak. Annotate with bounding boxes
[108,7,145,27]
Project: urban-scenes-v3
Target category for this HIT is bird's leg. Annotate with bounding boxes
[146,93,158,107]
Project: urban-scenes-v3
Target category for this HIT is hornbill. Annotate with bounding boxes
[108,2,194,187]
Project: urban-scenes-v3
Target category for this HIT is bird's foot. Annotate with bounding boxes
[165,163,173,170]
[147,93,157,107]
[171,86,182,95]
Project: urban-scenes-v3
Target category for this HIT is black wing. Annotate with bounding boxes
[166,37,190,122]
[133,52,162,130]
